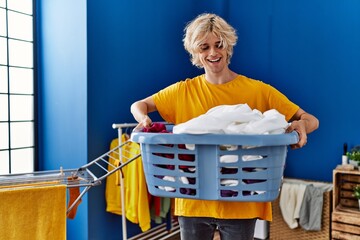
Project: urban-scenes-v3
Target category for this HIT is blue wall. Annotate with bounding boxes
[37,0,88,239]
[86,1,202,239]
[227,0,360,180]
[38,0,360,239]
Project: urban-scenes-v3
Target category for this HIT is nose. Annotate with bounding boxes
[209,47,217,56]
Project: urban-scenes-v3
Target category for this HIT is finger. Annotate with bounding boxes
[285,125,294,133]
[133,123,144,132]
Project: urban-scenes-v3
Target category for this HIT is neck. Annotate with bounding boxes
[204,69,238,84]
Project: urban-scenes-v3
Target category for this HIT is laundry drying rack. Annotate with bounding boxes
[0,134,141,214]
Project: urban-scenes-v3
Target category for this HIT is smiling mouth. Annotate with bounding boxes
[208,58,221,63]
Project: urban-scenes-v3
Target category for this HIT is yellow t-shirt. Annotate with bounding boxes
[152,74,299,221]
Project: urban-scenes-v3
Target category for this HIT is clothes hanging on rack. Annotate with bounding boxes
[0,183,67,240]
[67,176,82,219]
[105,134,151,232]
[150,197,171,224]
[105,135,124,215]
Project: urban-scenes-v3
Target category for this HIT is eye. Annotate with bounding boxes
[216,42,224,49]
[199,45,209,51]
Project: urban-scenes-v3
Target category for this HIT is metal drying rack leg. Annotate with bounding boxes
[67,185,91,213]
[112,123,139,240]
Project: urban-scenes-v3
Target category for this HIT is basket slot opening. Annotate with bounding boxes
[220,167,238,174]
[219,178,266,186]
[219,145,239,151]
[178,144,195,150]
[220,190,267,198]
[220,190,239,197]
[177,143,196,162]
[179,166,196,173]
[180,188,197,196]
[156,186,176,192]
[178,154,195,161]
[242,167,267,172]
[181,144,196,150]
[177,175,196,185]
[158,144,175,148]
[242,179,267,184]
[241,190,266,196]
[219,154,268,164]
[153,175,196,185]
[220,179,238,186]
[152,153,175,159]
[154,164,175,170]
[219,155,239,163]
[241,155,267,161]
[152,188,198,196]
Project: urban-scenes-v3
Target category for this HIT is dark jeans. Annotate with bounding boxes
[178,216,257,240]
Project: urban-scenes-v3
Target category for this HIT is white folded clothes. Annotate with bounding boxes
[173,104,288,135]
[173,114,230,134]
[206,104,263,123]
[225,109,288,134]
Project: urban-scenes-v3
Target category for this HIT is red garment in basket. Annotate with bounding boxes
[144,123,175,162]
[142,122,168,133]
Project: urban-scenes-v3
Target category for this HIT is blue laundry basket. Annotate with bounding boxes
[131,128,298,202]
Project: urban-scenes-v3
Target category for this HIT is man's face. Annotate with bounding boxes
[198,33,228,74]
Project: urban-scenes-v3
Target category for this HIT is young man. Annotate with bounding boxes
[131,13,319,240]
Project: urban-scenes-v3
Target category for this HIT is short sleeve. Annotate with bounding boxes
[152,83,179,124]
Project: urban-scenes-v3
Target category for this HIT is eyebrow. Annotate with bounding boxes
[199,41,222,46]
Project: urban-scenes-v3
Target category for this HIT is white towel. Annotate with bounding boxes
[225,109,288,134]
[173,104,288,135]
[172,114,230,134]
[279,182,307,229]
[206,104,263,123]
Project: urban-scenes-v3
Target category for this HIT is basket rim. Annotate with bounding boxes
[131,131,299,146]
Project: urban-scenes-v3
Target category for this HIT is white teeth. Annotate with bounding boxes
[208,58,220,62]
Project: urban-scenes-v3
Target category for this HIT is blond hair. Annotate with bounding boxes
[183,13,238,68]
